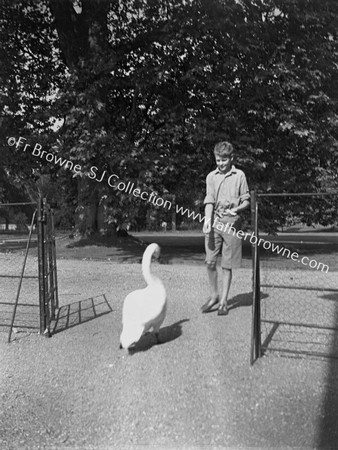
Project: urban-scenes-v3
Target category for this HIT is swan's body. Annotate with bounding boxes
[120,243,167,350]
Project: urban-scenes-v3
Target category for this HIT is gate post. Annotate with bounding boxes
[250,190,261,365]
[46,202,58,319]
[37,197,51,337]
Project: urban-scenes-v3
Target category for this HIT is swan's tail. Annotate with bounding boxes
[142,243,160,286]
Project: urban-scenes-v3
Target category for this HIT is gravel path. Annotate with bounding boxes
[1,259,338,449]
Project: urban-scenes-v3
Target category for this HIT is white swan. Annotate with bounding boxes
[119,243,167,351]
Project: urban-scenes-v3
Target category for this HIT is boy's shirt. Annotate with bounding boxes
[204,165,250,220]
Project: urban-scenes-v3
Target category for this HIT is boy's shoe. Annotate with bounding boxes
[201,296,219,313]
[217,304,228,316]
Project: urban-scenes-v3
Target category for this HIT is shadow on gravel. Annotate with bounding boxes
[228,291,269,311]
[128,319,190,354]
[199,292,268,314]
[52,294,113,334]
[228,292,253,310]
[0,303,40,335]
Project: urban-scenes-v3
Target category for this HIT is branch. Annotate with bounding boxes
[127,86,139,141]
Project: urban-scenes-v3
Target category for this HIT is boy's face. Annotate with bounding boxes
[215,153,233,174]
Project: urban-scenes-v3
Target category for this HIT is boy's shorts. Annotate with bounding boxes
[205,226,242,269]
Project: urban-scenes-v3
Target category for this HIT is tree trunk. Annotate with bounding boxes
[49,0,114,237]
[74,178,98,237]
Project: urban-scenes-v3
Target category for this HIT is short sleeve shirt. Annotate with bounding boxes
[204,165,250,211]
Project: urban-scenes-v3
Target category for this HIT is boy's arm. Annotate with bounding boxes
[203,203,214,233]
[203,173,215,233]
[230,171,250,214]
[232,199,249,214]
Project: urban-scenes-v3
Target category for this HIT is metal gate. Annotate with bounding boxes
[0,198,58,341]
[37,198,58,338]
[251,191,338,364]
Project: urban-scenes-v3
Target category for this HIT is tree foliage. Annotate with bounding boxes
[1,0,337,232]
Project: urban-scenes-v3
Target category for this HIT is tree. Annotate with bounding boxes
[0,0,67,203]
[1,0,338,234]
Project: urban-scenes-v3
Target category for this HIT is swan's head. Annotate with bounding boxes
[152,244,161,259]
[145,243,161,260]
[120,324,144,350]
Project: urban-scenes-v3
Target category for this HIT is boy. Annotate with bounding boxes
[201,141,250,315]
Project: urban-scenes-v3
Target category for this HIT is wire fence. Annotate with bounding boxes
[251,192,338,363]
[0,203,40,339]
[0,200,58,342]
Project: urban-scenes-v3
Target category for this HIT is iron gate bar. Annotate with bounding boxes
[250,190,256,365]
[250,189,261,365]
[0,202,37,206]
[51,208,58,310]
[42,198,51,328]
[261,284,338,292]
[254,196,261,361]
[36,198,59,336]
[46,203,58,316]
[37,198,49,336]
[0,275,37,279]
[257,192,338,197]
[49,205,58,310]
[8,209,37,343]
[261,319,338,332]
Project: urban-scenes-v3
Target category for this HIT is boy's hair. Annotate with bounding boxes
[214,141,234,157]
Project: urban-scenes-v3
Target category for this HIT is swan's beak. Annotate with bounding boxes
[153,247,161,259]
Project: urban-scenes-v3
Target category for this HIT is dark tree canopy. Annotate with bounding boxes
[1,0,337,233]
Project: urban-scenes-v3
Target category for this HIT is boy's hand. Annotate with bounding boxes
[225,209,237,216]
[203,220,211,234]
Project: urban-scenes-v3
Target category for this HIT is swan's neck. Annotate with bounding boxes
[142,246,158,285]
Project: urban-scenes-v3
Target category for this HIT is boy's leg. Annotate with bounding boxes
[218,229,242,314]
[219,268,232,309]
[206,263,218,300]
[201,230,222,312]
[201,262,219,312]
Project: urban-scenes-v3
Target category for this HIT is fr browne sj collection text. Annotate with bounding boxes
[8,136,172,210]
